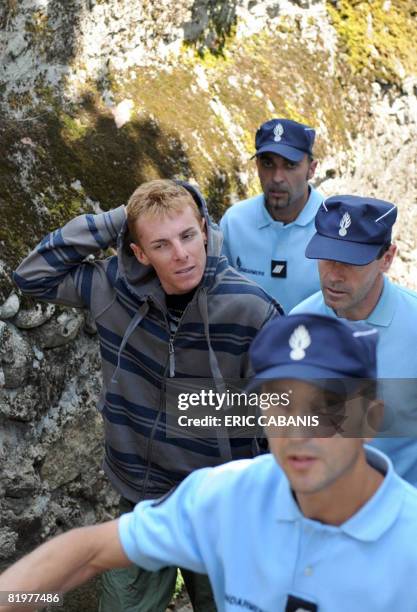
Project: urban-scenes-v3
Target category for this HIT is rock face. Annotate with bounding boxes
[319,77,417,288]
[0,1,416,608]
[0,311,118,553]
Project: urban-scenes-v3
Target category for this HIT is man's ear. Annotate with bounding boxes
[363,399,385,440]
[380,244,397,273]
[307,159,318,180]
[130,242,150,266]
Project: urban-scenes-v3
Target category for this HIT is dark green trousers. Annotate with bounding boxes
[99,497,216,612]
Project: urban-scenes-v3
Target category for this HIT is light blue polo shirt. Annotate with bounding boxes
[119,449,417,612]
[291,277,417,484]
[220,187,323,313]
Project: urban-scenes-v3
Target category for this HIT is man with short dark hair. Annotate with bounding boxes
[291,194,417,484]
[220,118,323,312]
[13,178,281,612]
[3,314,417,612]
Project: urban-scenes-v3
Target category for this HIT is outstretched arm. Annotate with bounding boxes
[0,520,130,612]
[0,468,214,612]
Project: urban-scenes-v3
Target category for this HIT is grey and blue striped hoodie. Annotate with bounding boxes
[14,182,282,502]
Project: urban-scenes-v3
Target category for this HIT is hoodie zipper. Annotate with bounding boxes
[166,293,199,378]
[140,294,197,499]
[168,338,175,378]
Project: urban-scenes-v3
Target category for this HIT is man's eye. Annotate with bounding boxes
[286,163,297,169]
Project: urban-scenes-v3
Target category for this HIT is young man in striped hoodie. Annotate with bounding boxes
[14,179,281,611]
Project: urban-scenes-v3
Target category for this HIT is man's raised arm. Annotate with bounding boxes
[13,206,126,308]
[0,520,130,612]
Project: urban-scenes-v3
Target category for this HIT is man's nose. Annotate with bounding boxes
[272,165,286,183]
[322,260,345,281]
[172,241,188,260]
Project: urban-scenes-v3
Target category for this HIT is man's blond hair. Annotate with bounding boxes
[127,179,202,244]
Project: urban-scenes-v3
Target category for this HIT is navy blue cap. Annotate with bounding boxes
[250,314,378,385]
[306,195,397,265]
[255,118,315,162]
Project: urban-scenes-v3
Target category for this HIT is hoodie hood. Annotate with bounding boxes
[116,180,223,301]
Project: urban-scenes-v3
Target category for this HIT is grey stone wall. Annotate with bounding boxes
[0,306,118,563]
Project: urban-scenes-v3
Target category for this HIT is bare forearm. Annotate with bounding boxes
[0,521,130,611]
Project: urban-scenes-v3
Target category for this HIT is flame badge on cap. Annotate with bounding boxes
[273,123,284,142]
[289,325,311,361]
[339,212,351,237]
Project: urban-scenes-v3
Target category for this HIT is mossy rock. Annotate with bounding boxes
[2,6,415,299]
[327,0,417,85]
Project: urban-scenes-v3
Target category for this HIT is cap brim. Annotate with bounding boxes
[247,364,362,394]
[305,233,381,265]
[256,144,305,162]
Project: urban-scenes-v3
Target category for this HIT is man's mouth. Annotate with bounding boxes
[324,286,347,298]
[269,190,288,198]
[175,266,195,275]
[287,455,317,470]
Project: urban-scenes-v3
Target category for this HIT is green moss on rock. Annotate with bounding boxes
[327,0,417,84]
[2,7,414,299]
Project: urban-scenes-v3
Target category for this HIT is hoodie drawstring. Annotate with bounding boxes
[111,301,150,384]
[198,290,233,462]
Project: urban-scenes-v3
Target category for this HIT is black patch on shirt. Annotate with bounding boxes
[271,260,287,278]
[285,594,318,612]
